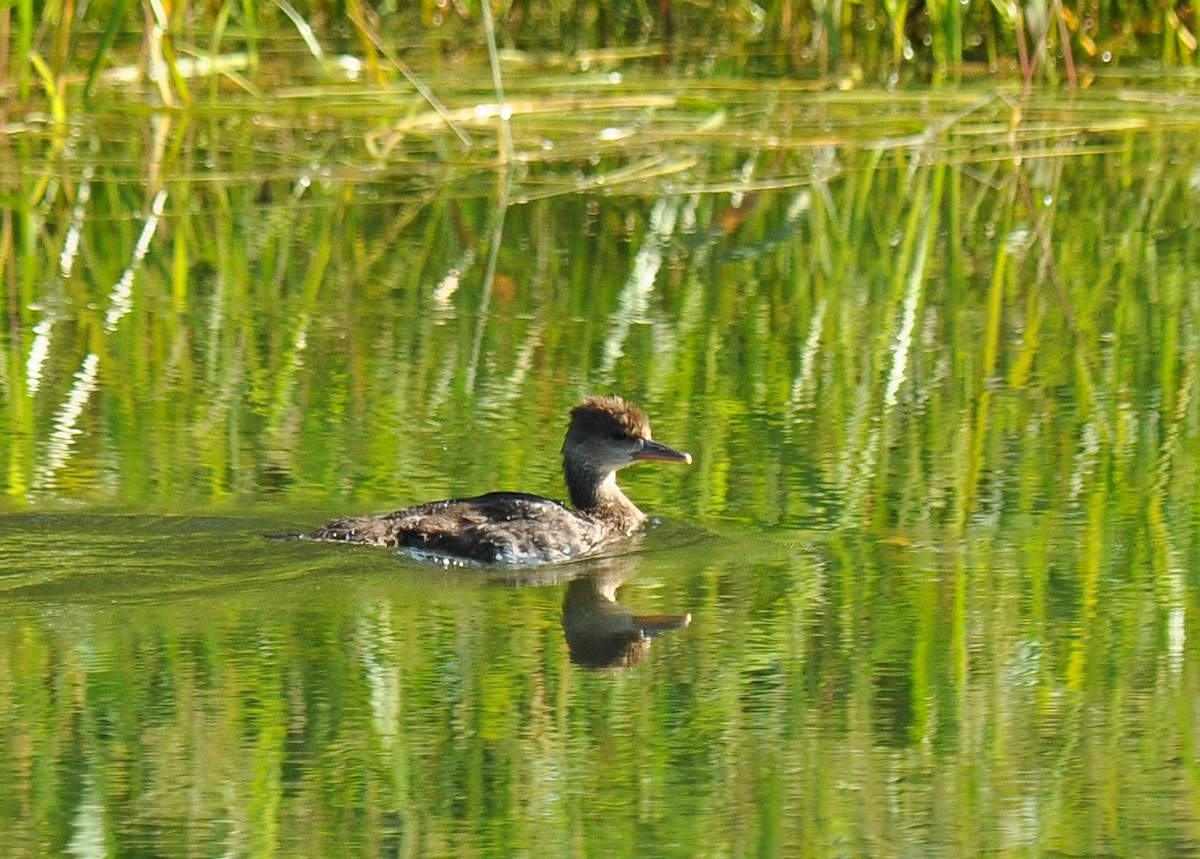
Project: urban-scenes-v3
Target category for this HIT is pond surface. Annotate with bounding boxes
[2,74,1200,856]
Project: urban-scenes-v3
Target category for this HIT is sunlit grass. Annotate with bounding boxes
[1,0,1198,117]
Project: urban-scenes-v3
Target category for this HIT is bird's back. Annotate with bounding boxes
[307,491,614,565]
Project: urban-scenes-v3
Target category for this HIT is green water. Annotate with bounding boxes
[3,76,1200,856]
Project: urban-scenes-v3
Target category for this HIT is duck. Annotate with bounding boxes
[304,395,692,566]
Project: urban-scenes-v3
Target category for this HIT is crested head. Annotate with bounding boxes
[568,395,652,442]
[561,395,691,515]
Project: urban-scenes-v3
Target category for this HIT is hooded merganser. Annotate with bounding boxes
[305,396,692,565]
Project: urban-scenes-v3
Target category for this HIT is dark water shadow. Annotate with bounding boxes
[559,556,691,670]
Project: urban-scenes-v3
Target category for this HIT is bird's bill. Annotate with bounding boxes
[632,440,693,465]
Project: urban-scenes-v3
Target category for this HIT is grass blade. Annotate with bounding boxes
[84,0,134,99]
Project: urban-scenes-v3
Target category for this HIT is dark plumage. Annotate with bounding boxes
[305,396,691,566]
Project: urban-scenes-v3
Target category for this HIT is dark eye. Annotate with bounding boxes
[610,429,629,441]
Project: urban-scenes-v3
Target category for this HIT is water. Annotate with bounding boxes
[2,76,1200,856]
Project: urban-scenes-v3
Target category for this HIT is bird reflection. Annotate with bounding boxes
[560,559,690,670]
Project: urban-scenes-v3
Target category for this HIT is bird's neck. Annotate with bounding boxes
[564,461,645,530]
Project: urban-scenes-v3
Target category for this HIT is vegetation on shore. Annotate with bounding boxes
[1,0,1197,117]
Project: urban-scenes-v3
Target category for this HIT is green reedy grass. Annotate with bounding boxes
[1,0,1197,110]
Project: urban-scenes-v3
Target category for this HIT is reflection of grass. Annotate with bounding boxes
[3,82,1197,529]
[2,24,1199,857]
